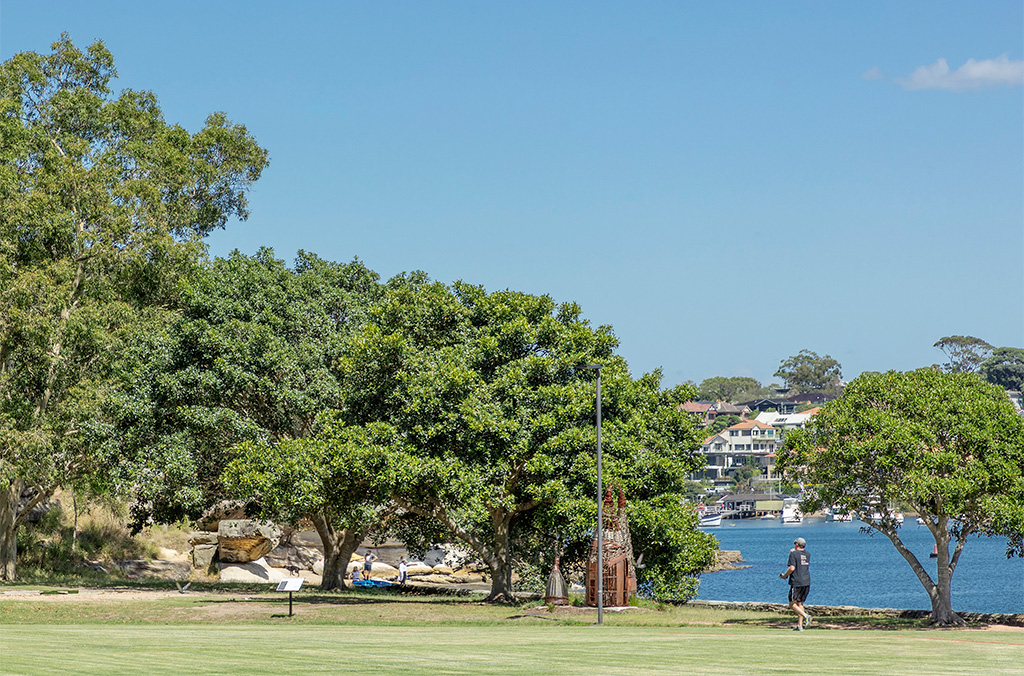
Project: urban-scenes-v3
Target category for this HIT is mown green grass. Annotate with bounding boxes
[2,588,1020,675]
[2,624,1021,676]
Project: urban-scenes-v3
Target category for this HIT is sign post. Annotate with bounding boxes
[276,577,304,617]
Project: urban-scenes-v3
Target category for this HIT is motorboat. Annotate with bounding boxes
[825,507,852,522]
[781,497,802,524]
[699,513,722,527]
[759,513,777,520]
[696,501,721,527]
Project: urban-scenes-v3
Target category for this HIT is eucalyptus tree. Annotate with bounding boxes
[339,279,715,602]
[0,35,267,579]
[933,335,993,374]
[780,370,1024,626]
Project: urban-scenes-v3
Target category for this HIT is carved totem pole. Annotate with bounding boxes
[586,487,637,607]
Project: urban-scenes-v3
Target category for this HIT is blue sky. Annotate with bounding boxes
[3,2,1022,387]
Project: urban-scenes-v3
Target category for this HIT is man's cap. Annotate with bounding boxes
[794,537,806,546]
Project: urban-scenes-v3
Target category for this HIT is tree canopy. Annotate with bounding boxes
[695,376,764,403]
[780,369,1024,625]
[110,249,379,585]
[0,35,267,580]
[933,335,993,374]
[773,349,841,393]
[979,347,1024,392]
[337,279,716,601]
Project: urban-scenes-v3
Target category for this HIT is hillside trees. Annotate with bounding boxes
[695,376,764,403]
[780,370,1024,626]
[774,350,841,392]
[339,279,715,601]
[979,347,1024,391]
[0,35,267,580]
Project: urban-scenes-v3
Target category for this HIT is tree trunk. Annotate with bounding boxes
[311,511,365,591]
[878,516,965,627]
[485,515,515,603]
[0,480,20,581]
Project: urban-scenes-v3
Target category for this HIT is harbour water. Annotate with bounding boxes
[696,519,1024,614]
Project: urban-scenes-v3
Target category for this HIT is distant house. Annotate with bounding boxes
[1007,390,1023,413]
[680,400,716,426]
[712,401,751,419]
[754,408,820,441]
[697,420,781,481]
[741,392,837,414]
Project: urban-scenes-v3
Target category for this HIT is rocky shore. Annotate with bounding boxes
[703,550,749,572]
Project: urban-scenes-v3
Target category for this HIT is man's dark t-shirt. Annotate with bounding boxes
[788,548,810,587]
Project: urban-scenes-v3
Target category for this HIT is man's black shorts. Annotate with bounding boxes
[789,585,809,604]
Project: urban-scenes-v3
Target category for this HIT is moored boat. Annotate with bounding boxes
[781,497,802,524]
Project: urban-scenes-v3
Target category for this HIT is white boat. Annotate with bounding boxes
[699,513,722,527]
[781,497,802,524]
[696,501,721,527]
[759,513,777,520]
[825,509,852,522]
[916,517,926,525]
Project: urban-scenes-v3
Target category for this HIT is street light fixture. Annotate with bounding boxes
[584,363,603,625]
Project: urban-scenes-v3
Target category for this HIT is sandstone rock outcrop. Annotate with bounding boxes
[217,520,281,563]
[218,557,287,583]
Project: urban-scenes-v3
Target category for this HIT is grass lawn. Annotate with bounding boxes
[2,587,1021,675]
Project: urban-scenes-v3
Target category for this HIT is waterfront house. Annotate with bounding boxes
[697,420,781,481]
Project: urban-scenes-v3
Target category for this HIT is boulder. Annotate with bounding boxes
[265,543,323,572]
[188,531,219,546]
[217,520,281,563]
[218,558,287,584]
[197,500,247,532]
[192,544,218,571]
[313,559,325,575]
[405,562,433,576]
[431,564,454,575]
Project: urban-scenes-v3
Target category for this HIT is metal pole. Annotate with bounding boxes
[595,366,603,625]
[289,591,293,617]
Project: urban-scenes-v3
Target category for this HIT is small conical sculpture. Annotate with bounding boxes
[544,555,568,605]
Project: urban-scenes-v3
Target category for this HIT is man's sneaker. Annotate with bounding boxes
[793,626,803,631]
[805,615,812,626]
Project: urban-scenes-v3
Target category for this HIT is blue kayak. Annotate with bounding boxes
[351,579,394,588]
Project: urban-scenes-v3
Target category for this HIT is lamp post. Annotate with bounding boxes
[584,364,603,624]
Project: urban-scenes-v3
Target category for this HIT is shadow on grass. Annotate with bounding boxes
[723,615,938,631]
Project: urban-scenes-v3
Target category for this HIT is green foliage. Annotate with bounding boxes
[780,369,1024,623]
[933,335,993,374]
[223,419,396,531]
[695,377,762,403]
[773,350,842,392]
[0,34,267,579]
[341,280,714,601]
[707,414,740,434]
[112,249,379,527]
[979,347,1024,391]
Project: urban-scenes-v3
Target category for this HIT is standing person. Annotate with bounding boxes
[363,549,377,581]
[398,557,408,585]
[780,537,811,631]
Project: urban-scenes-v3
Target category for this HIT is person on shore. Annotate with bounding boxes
[398,557,408,585]
[363,549,377,580]
[780,537,811,631]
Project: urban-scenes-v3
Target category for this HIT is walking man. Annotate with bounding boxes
[780,537,811,630]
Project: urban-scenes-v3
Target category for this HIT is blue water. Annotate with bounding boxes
[696,519,1024,614]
